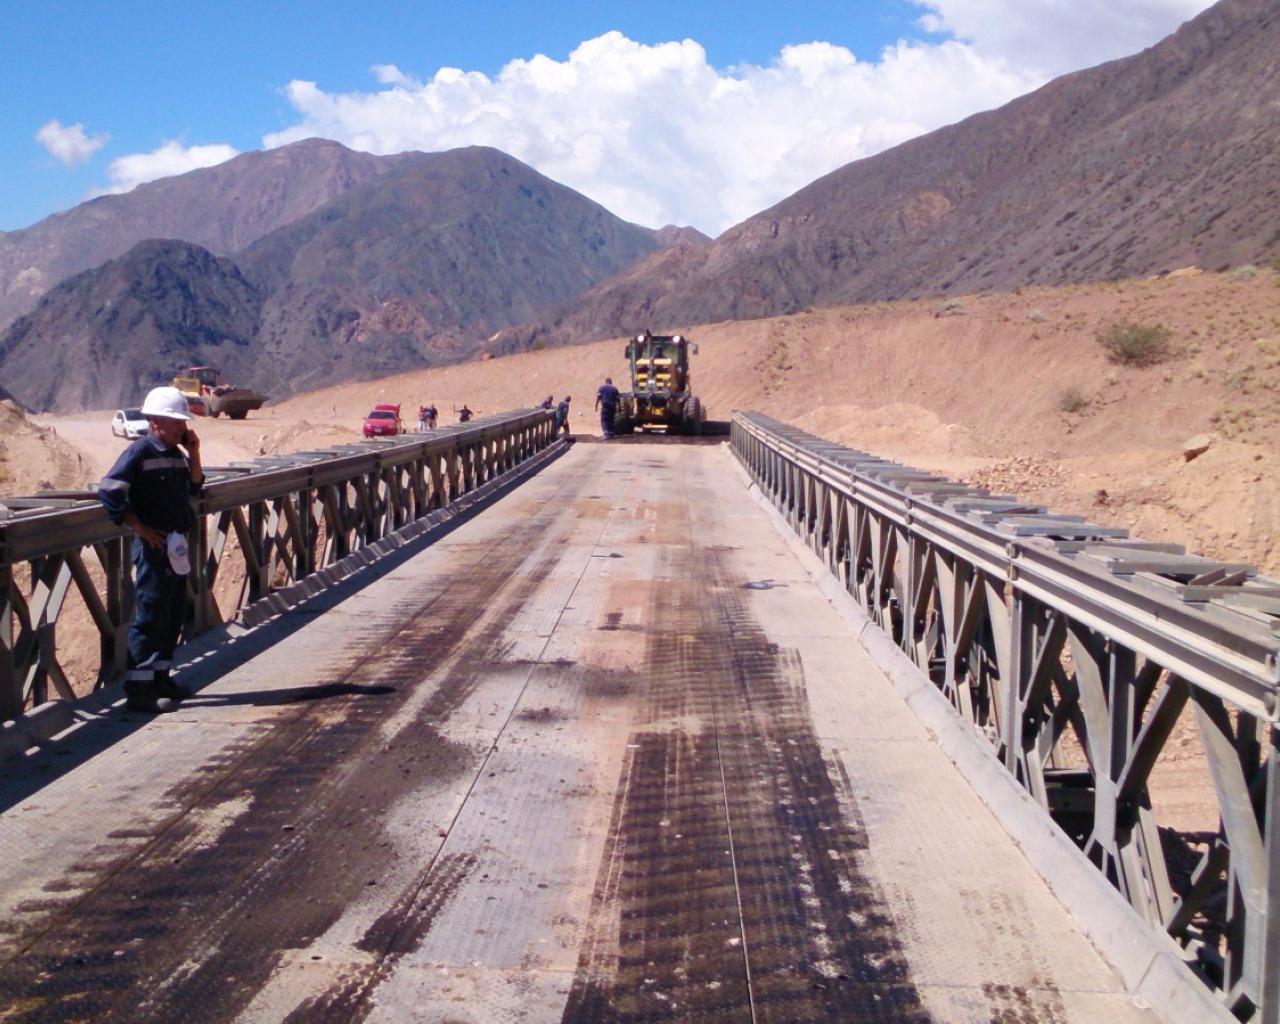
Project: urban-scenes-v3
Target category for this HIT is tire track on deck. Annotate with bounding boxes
[0,451,603,1023]
[562,444,930,1022]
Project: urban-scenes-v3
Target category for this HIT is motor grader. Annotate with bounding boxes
[612,330,705,435]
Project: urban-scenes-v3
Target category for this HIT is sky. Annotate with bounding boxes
[3,0,1214,237]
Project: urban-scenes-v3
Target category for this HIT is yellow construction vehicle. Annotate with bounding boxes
[172,366,266,420]
[614,331,705,435]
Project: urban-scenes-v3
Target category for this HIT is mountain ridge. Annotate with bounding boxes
[491,0,1279,351]
[0,139,399,330]
[0,149,672,411]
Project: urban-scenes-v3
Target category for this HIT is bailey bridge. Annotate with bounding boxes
[0,410,1275,1023]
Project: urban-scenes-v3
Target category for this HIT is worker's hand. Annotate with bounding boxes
[134,522,167,550]
[180,427,200,451]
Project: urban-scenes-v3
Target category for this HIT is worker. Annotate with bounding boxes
[97,386,203,712]
[555,396,571,436]
[595,377,620,439]
[458,404,473,423]
[540,395,554,410]
[417,404,428,432]
[426,404,438,429]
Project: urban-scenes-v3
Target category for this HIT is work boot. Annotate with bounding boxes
[153,673,191,701]
[124,682,176,714]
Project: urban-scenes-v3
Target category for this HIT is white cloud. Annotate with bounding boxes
[265,31,1041,235]
[371,63,415,87]
[98,140,240,196]
[35,119,109,165]
[257,4,1214,235]
[910,0,1215,77]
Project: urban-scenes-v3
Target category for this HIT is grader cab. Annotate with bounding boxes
[614,331,705,435]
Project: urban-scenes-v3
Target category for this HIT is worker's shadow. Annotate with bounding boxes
[183,682,396,706]
[0,680,400,812]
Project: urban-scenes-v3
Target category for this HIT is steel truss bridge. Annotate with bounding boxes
[0,408,1274,1023]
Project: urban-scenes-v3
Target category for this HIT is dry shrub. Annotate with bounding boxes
[1097,321,1173,366]
[1058,387,1089,413]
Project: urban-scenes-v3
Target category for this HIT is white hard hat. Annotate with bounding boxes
[140,386,192,421]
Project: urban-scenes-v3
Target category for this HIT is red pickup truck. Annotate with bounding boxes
[362,403,403,438]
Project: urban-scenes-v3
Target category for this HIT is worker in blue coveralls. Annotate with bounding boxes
[97,386,204,712]
[595,377,620,439]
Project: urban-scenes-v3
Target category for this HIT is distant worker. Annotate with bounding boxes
[97,386,203,713]
[426,403,438,429]
[540,395,554,410]
[458,404,473,423]
[595,376,620,439]
[555,395,571,437]
[417,404,428,432]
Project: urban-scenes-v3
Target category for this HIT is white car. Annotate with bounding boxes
[111,408,149,439]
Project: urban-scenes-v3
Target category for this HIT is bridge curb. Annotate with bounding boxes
[726,447,1233,1024]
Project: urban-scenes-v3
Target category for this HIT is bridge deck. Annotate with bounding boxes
[0,441,1154,1023]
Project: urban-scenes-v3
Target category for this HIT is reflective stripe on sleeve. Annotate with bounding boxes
[140,457,188,471]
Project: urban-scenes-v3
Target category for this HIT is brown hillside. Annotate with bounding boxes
[497,0,1280,352]
[273,269,1280,577]
[14,270,1278,577]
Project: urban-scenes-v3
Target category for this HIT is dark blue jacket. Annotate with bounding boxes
[98,435,201,533]
[597,383,620,410]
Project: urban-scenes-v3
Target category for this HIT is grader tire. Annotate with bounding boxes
[682,396,702,435]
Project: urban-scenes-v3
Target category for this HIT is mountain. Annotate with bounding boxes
[238,147,663,396]
[0,240,261,413]
[0,139,396,330]
[0,148,666,411]
[494,0,1280,351]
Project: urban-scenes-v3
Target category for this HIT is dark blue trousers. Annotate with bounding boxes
[600,405,617,437]
[127,538,187,686]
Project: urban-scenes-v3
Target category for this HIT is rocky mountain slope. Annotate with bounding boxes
[494,0,1279,351]
[0,139,397,330]
[237,147,664,397]
[0,149,666,411]
[0,241,262,412]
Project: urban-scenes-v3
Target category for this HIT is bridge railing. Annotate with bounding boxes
[0,409,555,721]
[732,411,1279,1022]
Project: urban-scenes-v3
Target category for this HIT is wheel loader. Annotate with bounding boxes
[172,366,266,420]
[613,330,705,435]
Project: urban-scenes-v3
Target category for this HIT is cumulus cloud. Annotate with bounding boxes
[260,4,1213,235]
[35,119,109,165]
[265,32,1040,235]
[98,140,239,196]
[371,63,415,86]
[911,0,1215,77]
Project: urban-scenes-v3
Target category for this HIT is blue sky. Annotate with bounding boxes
[3,1,1212,235]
